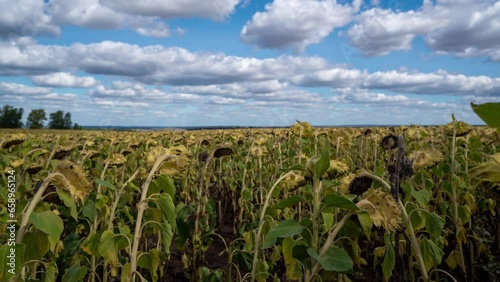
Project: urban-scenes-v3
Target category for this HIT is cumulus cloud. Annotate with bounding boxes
[32,72,99,88]
[0,0,59,38]
[99,0,241,21]
[241,0,361,52]
[347,0,500,61]
[0,82,50,96]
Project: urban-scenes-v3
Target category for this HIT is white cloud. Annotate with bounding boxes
[134,22,170,38]
[0,0,59,38]
[32,72,99,88]
[0,82,50,95]
[241,0,361,52]
[347,0,500,61]
[99,0,241,21]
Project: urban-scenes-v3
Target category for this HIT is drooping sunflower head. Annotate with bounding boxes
[291,120,313,138]
[356,188,402,232]
[471,153,500,189]
[145,146,189,176]
[380,135,399,150]
[349,175,373,195]
[27,162,44,175]
[53,145,74,160]
[2,133,27,149]
[105,153,126,167]
[409,149,444,170]
[445,120,473,137]
[325,160,349,179]
[338,173,355,195]
[282,171,307,190]
[53,160,93,203]
[214,147,233,158]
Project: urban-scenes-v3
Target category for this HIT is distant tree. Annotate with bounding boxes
[64,112,72,129]
[26,109,47,129]
[73,123,82,130]
[49,110,70,129]
[0,105,24,128]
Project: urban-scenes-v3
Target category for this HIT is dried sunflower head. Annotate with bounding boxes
[349,175,373,195]
[146,146,189,176]
[82,150,101,159]
[105,154,126,167]
[2,133,27,149]
[471,153,500,189]
[380,135,399,150]
[53,160,92,203]
[27,163,43,175]
[291,120,313,138]
[250,145,268,156]
[338,173,355,195]
[409,149,443,170]
[53,145,74,160]
[356,188,402,232]
[445,120,472,137]
[325,160,349,179]
[282,172,306,190]
[214,147,233,158]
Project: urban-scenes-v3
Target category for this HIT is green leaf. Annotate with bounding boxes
[29,210,64,251]
[138,249,161,282]
[322,212,334,231]
[62,264,88,282]
[263,219,304,249]
[357,211,373,238]
[98,230,129,269]
[57,189,78,220]
[23,231,50,261]
[95,179,115,190]
[156,193,176,230]
[0,243,25,281]
[471,102,500,128]
[286,164,305,171]
[314,149,330,179]
[323,194,359,210]
[420,238,444,271]
[273,196,304,209]
[411,188,430,208]
[160,222,173,258]
[307,246,353,273]
[44,261,58,282]
[382,234,395,282]
[425,212,445,238]
[81,232,101,256]
[121,263,131,282]
[282,238,303,280]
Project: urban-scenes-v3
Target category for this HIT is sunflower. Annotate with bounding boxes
[325,160,349,179]
[53,160,93,203]
[380,135,399,150]
[27,163,43,175]
[105,154,126,167]
[53,145,74,160]
[445,120,473,137]
[291,120,313,138]
[471,153,500,189]
[349,175,373,195]
[338,173,355,195]
[146,146,189,176]
[2,133,27,149]
[409,149,444,170]
[356,188,402,232]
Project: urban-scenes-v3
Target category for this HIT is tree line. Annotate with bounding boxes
[0,105,82,129]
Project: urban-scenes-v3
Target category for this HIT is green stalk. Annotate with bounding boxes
[450,124,467,273]
[130,154,173,281]
[250,171,294,282]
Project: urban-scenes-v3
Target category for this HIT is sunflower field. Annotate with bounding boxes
[1,104,499,282]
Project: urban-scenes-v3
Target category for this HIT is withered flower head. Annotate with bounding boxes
[105,154,126,167]
[445,120,472,137]
[349,175,373,195]
[409,149,443,170]
[53,160,93,203]
[356,188,402,232]
[380,135,399,150]
[325,160,349,179]
[53,145,74,160]
[2,133,27,149]
[214,147,233,158]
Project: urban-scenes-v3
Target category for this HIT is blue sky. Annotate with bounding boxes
[0,0,499,127]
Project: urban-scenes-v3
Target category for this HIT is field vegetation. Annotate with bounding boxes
[1,103,499,282]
